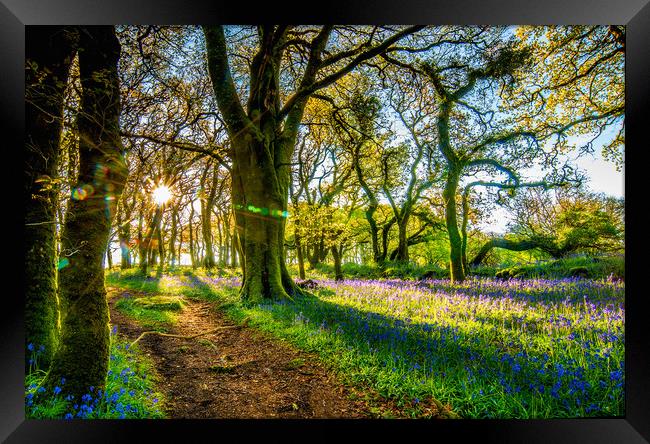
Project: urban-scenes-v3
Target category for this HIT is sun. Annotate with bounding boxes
[152,185,172,205]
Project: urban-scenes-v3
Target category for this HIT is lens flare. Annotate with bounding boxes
[152,185,172,205]
[234,203,288,219]
[71,184,94,201]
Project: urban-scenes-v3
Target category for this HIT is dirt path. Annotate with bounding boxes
[107,287,373,419]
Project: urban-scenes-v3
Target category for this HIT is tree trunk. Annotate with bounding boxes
[443,164,465,283]
[365,206,382,264]
[45,26,126,398]
[470,238,542,266]
[106,245,113,269]
[169,207,178,267]
[156,220,165,269]
[137,208,145,269]
[24,26,77,370]
[201,206,215,268]
[296,233,306,280]
[379,218,396,263]
[461,189,470,274]
[231,138,294,302]
[394,215,410,262]
[118,217,132,269]
[308,244,319,269]
[231,228,239,268]
[140,207,162,275]
[177,211,183,266]
[189,203,196,269]
[216,214,225,266]
[331,245,343,281]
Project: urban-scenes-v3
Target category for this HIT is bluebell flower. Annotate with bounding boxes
[64,413,73,420]
[27,343,34,352]
[610,370,623,381]
[54,386,61,395]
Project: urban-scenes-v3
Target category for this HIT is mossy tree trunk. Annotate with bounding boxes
[231,228,240,268]
[295,231,306,280]
[394,215,410,262]
[331,245,344,281]
[169,206,178,266]
[45,26,127,398]
[156,219,165,269]
[200,168,218,269]
[443,164,465,282]
[106,244,113,269]
[25,26,78,371]
[117,209,132,269]
[188,203,197,269]
[461,188,471,273]
[202,25,422,301]
[139,206,162,275]
[230,134,296,302]
[470,238,540,266]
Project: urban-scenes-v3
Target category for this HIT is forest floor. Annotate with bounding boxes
[106,286,376,419]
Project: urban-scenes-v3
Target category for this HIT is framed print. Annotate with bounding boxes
[3,0,649,442]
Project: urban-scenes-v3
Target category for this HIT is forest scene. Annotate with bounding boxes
[24,25,625,419]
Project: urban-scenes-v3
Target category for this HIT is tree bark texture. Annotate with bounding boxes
[45,26,127,398]
[25,26,78,370]
[443,164,465,282]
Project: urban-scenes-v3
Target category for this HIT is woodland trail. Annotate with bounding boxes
[106,287,374,419]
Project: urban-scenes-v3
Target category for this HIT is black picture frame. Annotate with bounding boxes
[2,0,648,442]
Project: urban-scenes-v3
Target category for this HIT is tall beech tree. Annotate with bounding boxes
[25,26,78,370]
[201,25,424,301]
[45,26,127,397]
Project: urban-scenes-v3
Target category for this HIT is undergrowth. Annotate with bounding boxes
[25,328,165,419]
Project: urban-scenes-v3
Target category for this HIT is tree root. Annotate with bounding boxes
[129,317,250,348]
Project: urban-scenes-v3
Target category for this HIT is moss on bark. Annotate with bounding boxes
[44,26,126,398]
[443,165,466,283]
[24,26,78,370]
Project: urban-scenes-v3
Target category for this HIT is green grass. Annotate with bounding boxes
[25,332,166,419]
[307,261,448,281]
[473,254,625,280]
[106,266,624,419]
[299,254,623,282]
[114,296,182,331]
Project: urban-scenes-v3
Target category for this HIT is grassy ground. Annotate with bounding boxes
[106,264,625,419]
[25,329,166,419]
[306,254,624,282]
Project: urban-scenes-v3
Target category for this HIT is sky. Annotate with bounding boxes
[476,148,624,234]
